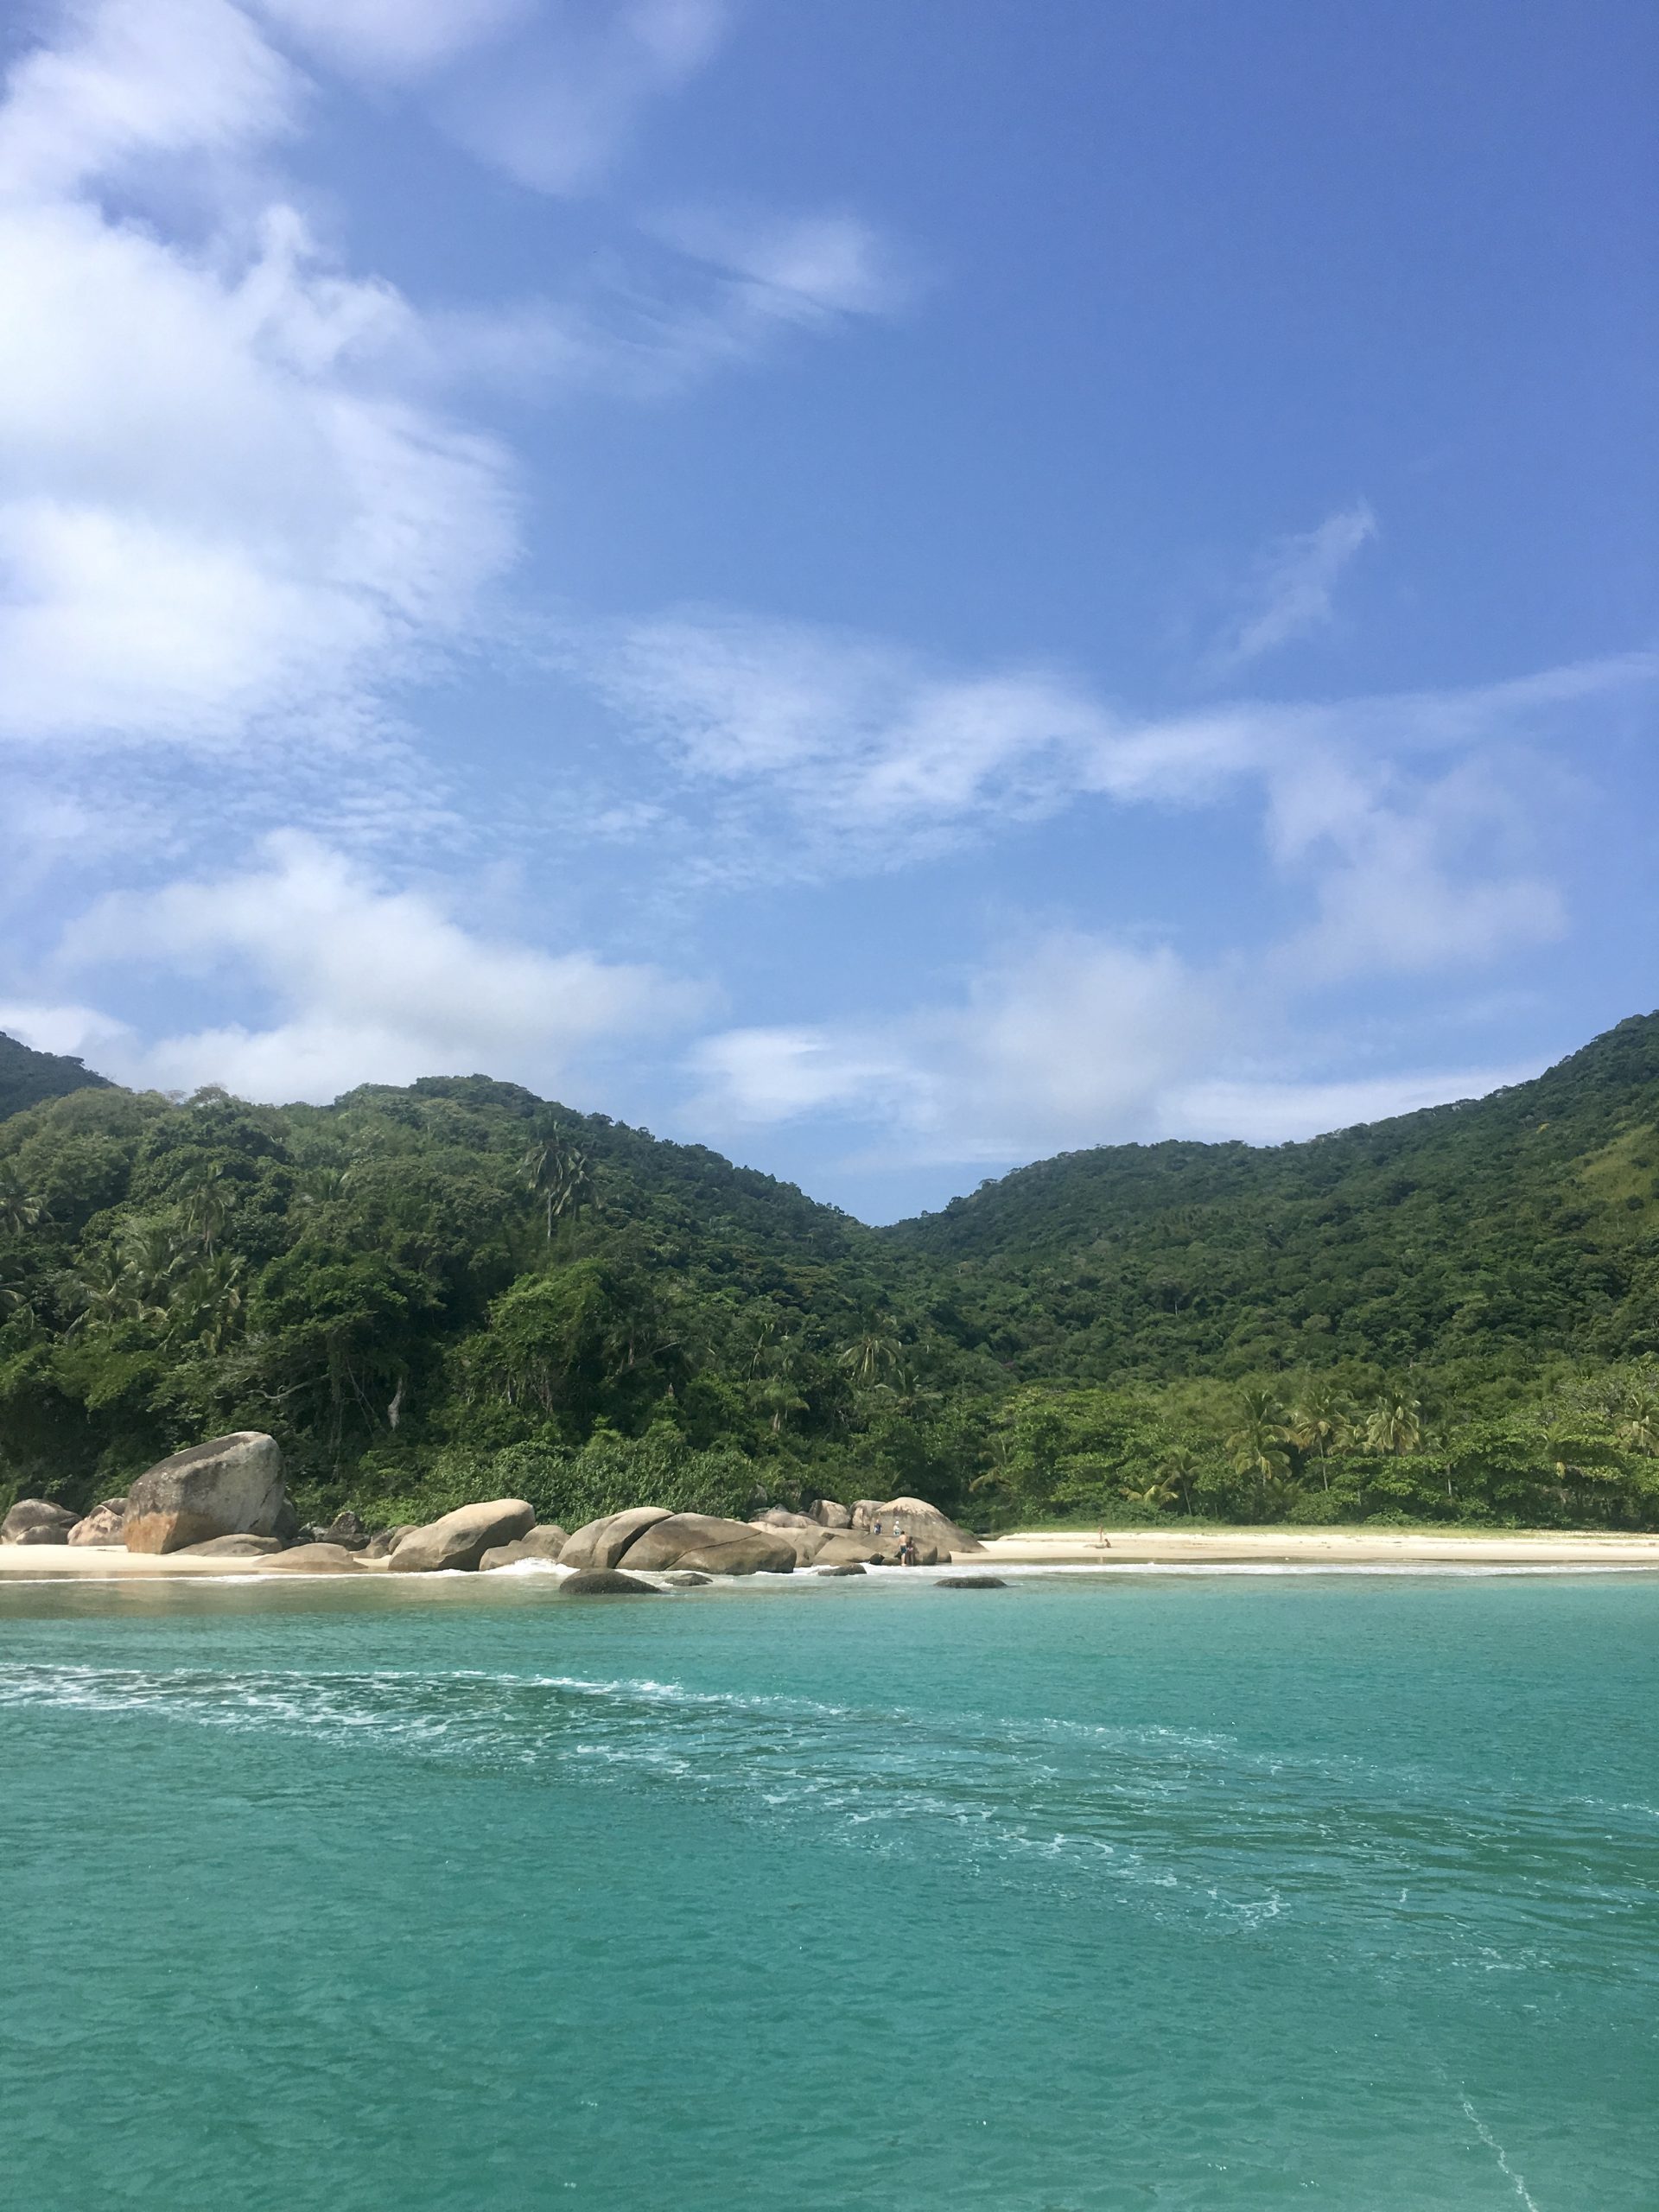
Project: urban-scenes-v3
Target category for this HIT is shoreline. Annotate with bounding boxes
[976,1527,1659,1567]
[4,1525,1659,1581]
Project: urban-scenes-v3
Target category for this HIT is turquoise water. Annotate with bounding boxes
[3,1567,1656,2210]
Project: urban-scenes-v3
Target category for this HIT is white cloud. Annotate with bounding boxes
[437,0,732,195]
[0,5,517,756]
[54,832,692,1100]
[0,999,136,1062]
[251,0,532,84]
[0,0,300,197]
[692,935,1228,1161]
[1215,500,1377,667]
[690,929,1537,1170]
[1173,1065,1540,1146]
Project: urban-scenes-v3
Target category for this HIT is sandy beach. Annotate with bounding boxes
[976,1527,1659,1567]
[4,1528,1659,1578]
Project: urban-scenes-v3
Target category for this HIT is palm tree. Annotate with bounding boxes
[1287,1379,1351,1491]
[1617,1382,1659,1457]
[1363,1387,1421,1455]
[1121,1472,1180,1513]
[1155,1444,1201,1516]
[0,1163,44,1238]
[521,1135,593,1241]
[1227,1387,1291,1502]
[168,1252,245,1354]
[839,1329,900,1390]
[879,1359,942,1420]
[179,1164,231,1256]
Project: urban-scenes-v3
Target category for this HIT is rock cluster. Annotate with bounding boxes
[3,1433,979,1588]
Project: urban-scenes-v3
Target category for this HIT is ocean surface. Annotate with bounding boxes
[3,1565,1656,2210]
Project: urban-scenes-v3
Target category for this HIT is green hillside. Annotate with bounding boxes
[885,1012,1659,1383]
[0,1019,1655,1535]
[0,1032,111,1122]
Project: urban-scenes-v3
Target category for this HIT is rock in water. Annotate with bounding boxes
[557,1506,675,1572]
[624,1513,797,1576]
[256,1543,363,1573]
[938,1574,1007,1589]
[557,1569,658,1597]
[663,1571,712,1586]
[123,1433,286,1554]
[815,1562,867,1577]
[68,1498,127,1546]
[385,1499,535,1573]
[2,1499,77,1545]
[480,1527,570,1571]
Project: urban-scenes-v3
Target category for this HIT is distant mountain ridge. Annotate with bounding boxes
[0,1033,111,1122]
[881,1012,1659,1381]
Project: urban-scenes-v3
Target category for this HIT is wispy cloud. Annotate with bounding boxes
[435,0,733,195]
[429,209,908,402]
[1213,500,1377,668]
[569,607,1646,981]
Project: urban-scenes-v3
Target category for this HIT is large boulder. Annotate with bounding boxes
[750,1520,832,1565]
[362,1524,416,1560]
[557,1569,658,1597]
[810,1530,952,1566]
[298,1511,369,1551]
[480,1526,569,1571]
[850,1496,983,1556]
[256,1543,363,1573]
[807,1497,852,1529]
[69,1498,127,1547]
[625,1514,796,1576]
[3,1499,77,1545]
[178,1534,286,1558]
[558,1506,675,1573]
[385,1499,534,1573]
[812,1532,895,1566]
[752,1508,821,1529]
[124,1433,286,1554]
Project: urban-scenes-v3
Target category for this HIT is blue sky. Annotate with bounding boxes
[0,0,1654,1219]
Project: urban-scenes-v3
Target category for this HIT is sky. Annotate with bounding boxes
[0,0,1654,1221]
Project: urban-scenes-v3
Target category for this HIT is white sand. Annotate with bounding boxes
[5,1527,1658,1581]
[976,1527,1659,1567]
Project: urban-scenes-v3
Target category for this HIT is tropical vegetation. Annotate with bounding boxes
[1,1014,1656,1534]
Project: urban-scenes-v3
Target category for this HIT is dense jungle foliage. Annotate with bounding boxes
[2,1014,1656,1532]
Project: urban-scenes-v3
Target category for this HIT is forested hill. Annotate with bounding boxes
[0,1018,1656,1533]
[0,1032,111,1122]
[881,1012,1659,1389]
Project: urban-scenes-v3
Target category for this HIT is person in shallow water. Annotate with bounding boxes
[899,1535,920,1567]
